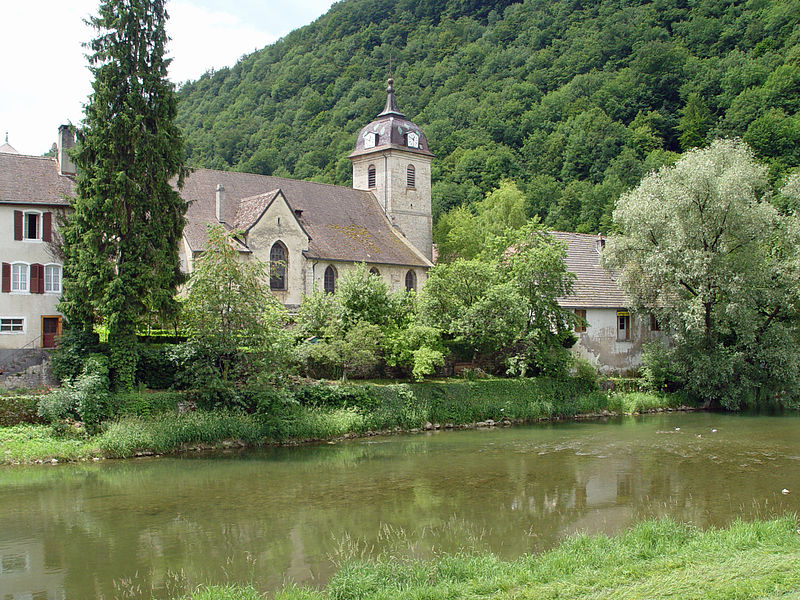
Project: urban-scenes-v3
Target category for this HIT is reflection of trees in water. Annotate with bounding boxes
[2,414,799,599]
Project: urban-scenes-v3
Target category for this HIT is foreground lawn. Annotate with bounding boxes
[183,517,800,600]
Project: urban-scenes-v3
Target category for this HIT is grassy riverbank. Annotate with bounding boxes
[1,379,691,464]
[181,516,800,600]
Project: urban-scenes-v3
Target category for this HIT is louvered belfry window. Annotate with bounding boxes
[368,165,376,188]
[406,164,415,188]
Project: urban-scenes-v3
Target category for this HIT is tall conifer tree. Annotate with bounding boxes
[60,0,187,389]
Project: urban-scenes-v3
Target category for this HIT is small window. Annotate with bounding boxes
[574,309,587,333]
[0,318,24,333]
[270,242,287,290]
[617,312,630,341]
[405,270,417,292]
[324,265,337,294]
[25,212,40,239]
[406,164,415,188]
[650,314,660,332]
[44,265,61,293]
[11,263,28,292]
[367,165,376,189]
[369,267,380,276]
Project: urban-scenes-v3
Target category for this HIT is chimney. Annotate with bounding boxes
[216,184,226,223]
[57,125,76,176]
[595,233,606,253]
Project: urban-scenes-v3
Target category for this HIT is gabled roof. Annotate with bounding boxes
[0,152,74,206]
[180,167,431,268]
[551,231,628,308]
[234,189,282,231]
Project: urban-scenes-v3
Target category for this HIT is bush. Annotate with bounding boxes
[0,394,44,427]
[135,344,180,389]
[37,354,112,435]
[115,390,185,417]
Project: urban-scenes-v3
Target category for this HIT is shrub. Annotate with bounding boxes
[0,394,44,427]
[135,344,180,389]
[37,353,112,435]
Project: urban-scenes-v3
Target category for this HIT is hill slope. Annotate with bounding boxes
[176,0,800,233]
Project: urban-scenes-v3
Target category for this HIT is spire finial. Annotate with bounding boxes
[4,132,7,144]
[378,64,404,118]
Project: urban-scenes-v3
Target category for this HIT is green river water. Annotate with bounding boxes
[1,412,799,599]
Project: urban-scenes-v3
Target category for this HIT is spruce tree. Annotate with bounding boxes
[60,0,187,389]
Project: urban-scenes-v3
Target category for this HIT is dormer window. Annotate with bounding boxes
[363,132,378,149]
[367,165,376,189]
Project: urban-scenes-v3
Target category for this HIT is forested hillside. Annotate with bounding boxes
[176,0,800,234]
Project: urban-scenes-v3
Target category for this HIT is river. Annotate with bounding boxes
[1,412,798,599]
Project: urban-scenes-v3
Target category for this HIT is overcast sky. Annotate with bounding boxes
[0,0,337,156]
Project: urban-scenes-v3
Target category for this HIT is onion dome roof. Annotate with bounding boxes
[350,78,433,158]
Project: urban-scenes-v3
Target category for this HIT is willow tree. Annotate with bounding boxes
[604,139,800,408]
[60,0,187,389]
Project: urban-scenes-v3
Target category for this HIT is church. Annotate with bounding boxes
[180,78,434,310]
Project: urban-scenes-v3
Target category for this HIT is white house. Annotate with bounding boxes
[0,127,74,351]
[552,231,660,374]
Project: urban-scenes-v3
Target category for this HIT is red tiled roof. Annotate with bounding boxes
[550,231,628,308]
[0,153,74,206]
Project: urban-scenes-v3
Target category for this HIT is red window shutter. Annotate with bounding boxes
[1,263,9,293]
[14,211,23,240]
[42,212,52,242]
[31,264,43,294]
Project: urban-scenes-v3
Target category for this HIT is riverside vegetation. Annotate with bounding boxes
[0,378,690,464]
[179,517,800,600]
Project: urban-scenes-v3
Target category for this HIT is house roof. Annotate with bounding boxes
[180,167,431,268]
[551,231,628,308]
[0,152,74,206]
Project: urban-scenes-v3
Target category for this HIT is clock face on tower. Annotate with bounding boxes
[407,131,419,148]
[364,132,377,149]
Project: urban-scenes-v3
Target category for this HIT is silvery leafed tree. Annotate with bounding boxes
[60,0,187,389]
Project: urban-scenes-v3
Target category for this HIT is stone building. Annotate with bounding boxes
[181,78,434,309]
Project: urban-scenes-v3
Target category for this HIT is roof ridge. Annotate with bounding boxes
[189,166,374,195]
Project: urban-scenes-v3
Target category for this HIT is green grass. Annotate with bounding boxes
[179,516,800,600]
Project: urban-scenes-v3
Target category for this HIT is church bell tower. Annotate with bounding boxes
[349,78,433,261]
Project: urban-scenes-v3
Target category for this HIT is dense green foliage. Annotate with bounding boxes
[61,0,187,389]
[0,393,43,427]
[605,139,800,409]
[176,0,800,234]
[295,265,445,380]
[181,226,293,407]
[183,517,800,600]
[420,222,577,374]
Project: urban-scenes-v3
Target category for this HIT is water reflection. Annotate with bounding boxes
[1,412,798,599]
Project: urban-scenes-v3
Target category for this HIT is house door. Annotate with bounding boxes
[42,316,61,348]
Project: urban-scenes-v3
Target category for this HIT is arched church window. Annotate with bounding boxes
[324,265,337,294]
[270,242,287,290]
[406,164,415,188]
[405,269,417,292]
[369,267,380,276]
[368,165,376,189]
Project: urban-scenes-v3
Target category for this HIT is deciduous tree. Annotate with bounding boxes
[604,139,800,408]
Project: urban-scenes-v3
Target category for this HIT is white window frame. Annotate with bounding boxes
[23,210,43,241]
[11,262,29,293]
[0,317,25,334]
[44,263,62,294]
